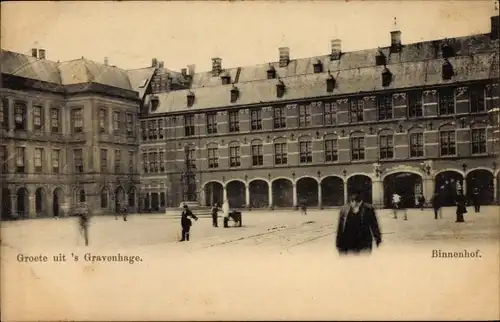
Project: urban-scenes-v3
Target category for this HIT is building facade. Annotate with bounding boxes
[140,14,500,210]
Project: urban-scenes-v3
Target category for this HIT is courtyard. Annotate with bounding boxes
[2,207,499,321]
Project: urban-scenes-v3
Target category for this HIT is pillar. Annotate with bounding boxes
[223,185,228,202]
[292,183,297,208]
[199,188,205,206]
[424,177,434,205]
[343,182,348,205]
[317,183,322,209]
[493,177,498,205]
[371,179,383,207]
[245,184,250,207]
[268,184,273,209]
[28,195,36,218]
[10,194,17,218]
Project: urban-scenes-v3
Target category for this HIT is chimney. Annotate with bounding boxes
[152,58,158,67]
[330,39,342,60]
[38,49,46,59]
[279,47,290,67]
[212,58,222,76]
[181,68,187,76]
[159,61,164,69]
[31,48,38,58]
[104,57,109,66]
[491,15,499,40]
[390,17,402,53]
[187,64,196,76]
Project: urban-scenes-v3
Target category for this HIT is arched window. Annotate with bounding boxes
[350,131,365,161]
[79,189,86,203]
[378,129,394,160]
[100,188,109,208]
[439,124,456,157]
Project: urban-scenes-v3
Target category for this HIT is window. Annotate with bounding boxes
[471,129,486,154]
[324,139,338,162]
[115,150,121,173]
[142,153,148,173]
[440,130,456,156]
[141,121,147,140]
[184,115,195,136]
[409,133,424,158]
[14,102,27,130]
[313,61,323,73]
[250,108,262,131]
[71,108,83,133]
[186,148,196,169]
[101,189,108,209]
[52,149,60,173]
[229,144,241,167]
[377,95,393,120]
[33,105,43,131]
[74,149,83,173]
[251,143,263,166]
[267,67,276,79]
[221,76,231,85]
[159,151,165,172]
[408,92,423,118]
[126,113,134,136]
[228,111,240,132]
[128,151,134,173]
[470,86,485,113]
[79,190,86,203]
[149,152,159,173]
[274,142,287,165]
[299,141,312,163]
[206,113,217,134]
[439,88,455,115]
[99,108,107,133]
[0,145,7,173]
[34,148,43,172]
[324,102,336,125]
[349,99,364,123]
[273,106,286,129]
[50,108,60,133]
[158,118,164,139]
[208,147,219,168]
[100,149,108,173]
[112,111,121,134]
[1,98,8,129]
[15,147,25,173]
[148,120,157,140]
[379,135,394,160]
[298,105,311,127]
[350,137,365,161]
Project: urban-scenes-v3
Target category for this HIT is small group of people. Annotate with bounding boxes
[210,200,230,228]
[431,187,482,223]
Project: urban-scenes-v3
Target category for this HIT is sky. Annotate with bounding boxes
[1,1,498,72]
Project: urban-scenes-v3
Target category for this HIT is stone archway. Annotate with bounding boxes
[347,175,372,204]
[272,178,293,208]
[249,180,269,208]
[466,169,494,205]
[226,181,246,208]
[321,176,344,207]
[100,187,109,209]
[52,187,64,217]
[383,172,423,208]
[434,170,464,207]
[204,181,224,207]
[1,188,11,219]
[296,177,318,207]
[35,187,47,217]
[16,187,29,218]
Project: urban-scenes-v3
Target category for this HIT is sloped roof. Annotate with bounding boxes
[0,50,61,84]
[58,59,132,90]
[127,67,156,98]
[148,51,499,114]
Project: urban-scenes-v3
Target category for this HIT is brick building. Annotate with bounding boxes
[0,50,190,218]
[140,14,500,210]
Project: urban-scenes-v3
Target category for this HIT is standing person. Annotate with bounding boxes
[431,192,442,219]
[417,194,426,211]
[392,193,407,220]
[78,209,90,246]
[211,203,220,227]
[179,204,198,242]
[472,187,481,213]
[300,198,308,216]
[222,199,230,228]
[122,204,128,221]
[336,190,382,255]
[455,190,467,223]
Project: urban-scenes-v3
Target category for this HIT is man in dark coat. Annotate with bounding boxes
[431,192,442,219]
[78,209,89,246]
[210,203,220,227]
[455,190,467,223]
[180,204,198,242]
[472,187,481,213]
[336,191,382,255]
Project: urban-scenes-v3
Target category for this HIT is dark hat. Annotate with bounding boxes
[183,204,188,208]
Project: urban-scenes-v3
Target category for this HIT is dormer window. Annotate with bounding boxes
[151,96,159,111]
[382,68,392,87]
[187,91,195,107]
[441,41,455,59]
[375,50,386,66]
[230,86,239,103]
[313,60,323,73]
[442,59,454,80]
[221,75,231,85]
[326,73,336,93]
[276,79,285,98]
[267,66,276,79]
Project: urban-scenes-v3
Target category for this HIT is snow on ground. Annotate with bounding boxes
[2,207,499,321]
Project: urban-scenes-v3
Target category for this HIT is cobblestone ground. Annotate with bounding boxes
[2,207,499,321]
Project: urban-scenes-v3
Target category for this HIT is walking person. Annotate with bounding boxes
[122,204,128,221]
[431,192,442,219]
[455,190,467,223]
[179,204,198,242]
[211,203,220,227]
[336,190,382,255]
[392,193,407,220]
[472,187,481,213]
[78,209,90,246]
[417,194,426,211]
